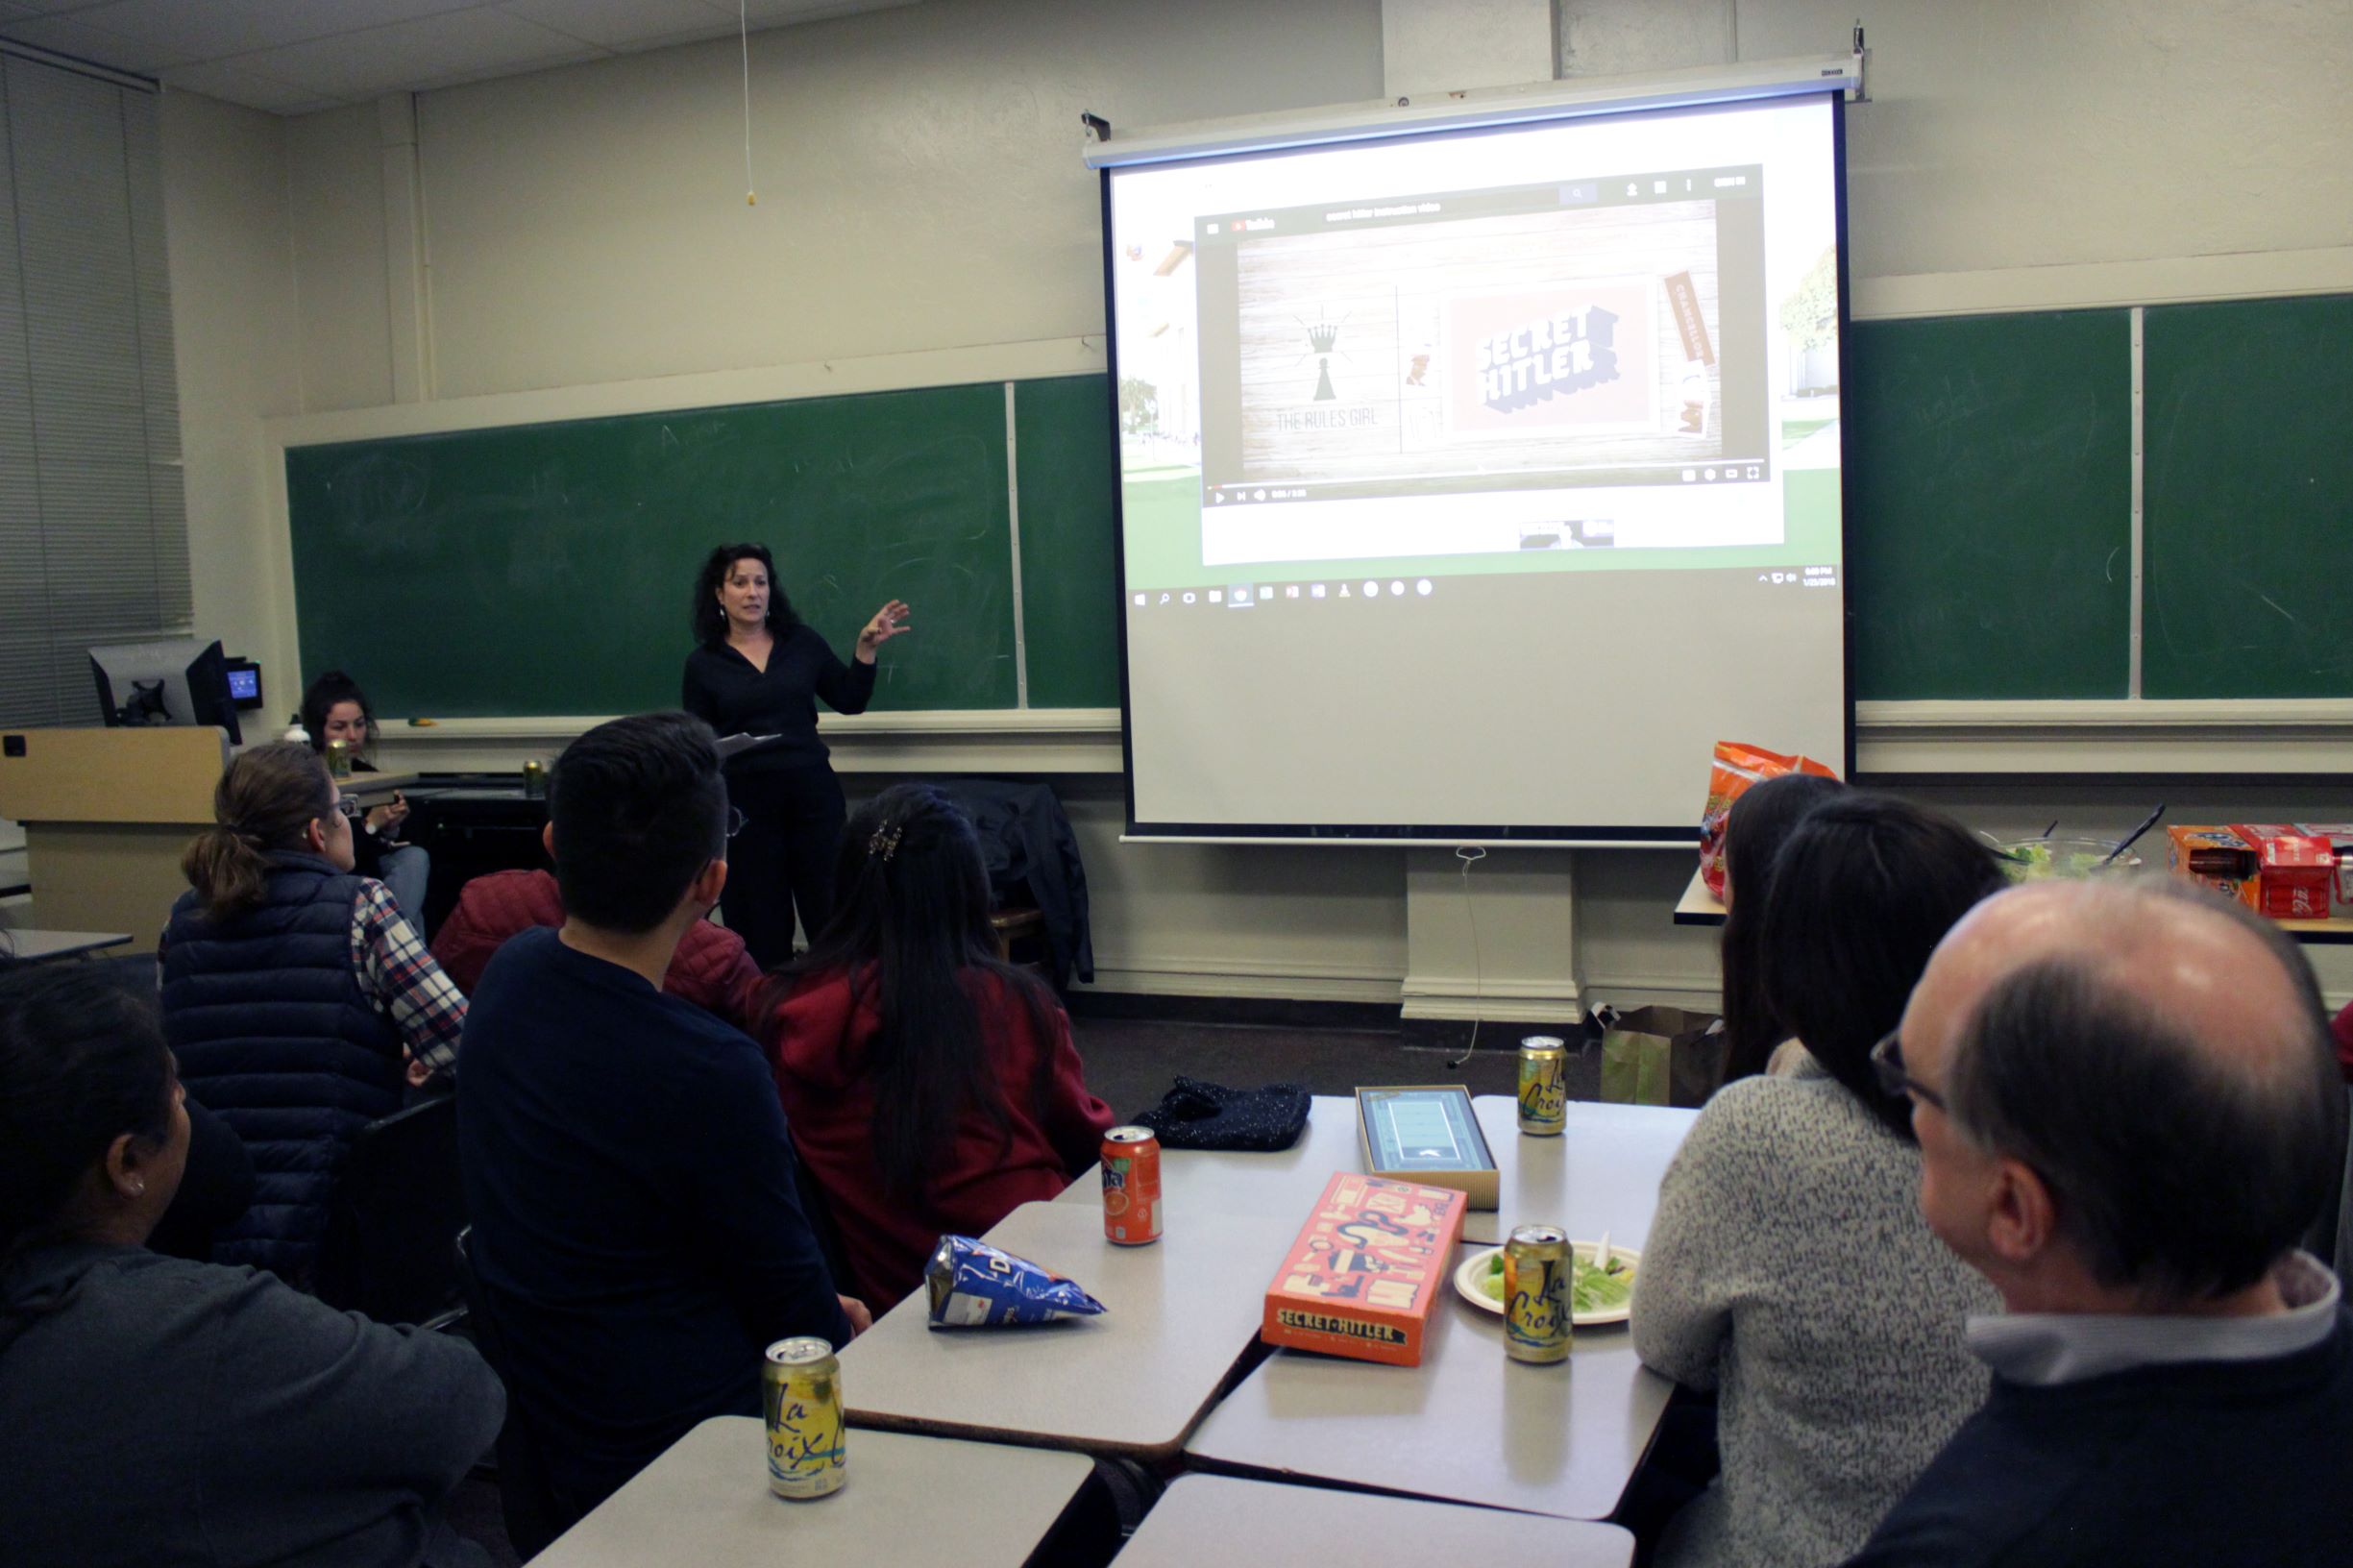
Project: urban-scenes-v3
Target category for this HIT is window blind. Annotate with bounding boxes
[0,51,188,728]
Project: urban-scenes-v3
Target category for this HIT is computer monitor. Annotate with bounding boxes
[89,638,243,746]
[222,657,264,711]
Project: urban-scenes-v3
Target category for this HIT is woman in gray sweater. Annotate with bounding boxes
[0,964,503,1568]
[1632,795,2007,1568]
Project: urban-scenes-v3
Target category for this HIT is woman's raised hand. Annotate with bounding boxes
[856,600,913,660]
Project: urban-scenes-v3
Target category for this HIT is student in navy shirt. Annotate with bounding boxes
[457,712,869,1529]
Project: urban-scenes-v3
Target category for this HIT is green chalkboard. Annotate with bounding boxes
[1844,311,2135,699]
[2143,294,2353,698]
[1013,376,1120,708]
[288,299,2343,723]
[288,384,1017,717]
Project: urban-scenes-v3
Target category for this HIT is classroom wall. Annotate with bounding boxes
[158,88,304,718]
[156,0,2353,1014]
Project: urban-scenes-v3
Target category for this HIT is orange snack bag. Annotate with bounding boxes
[1699,741,1839,901]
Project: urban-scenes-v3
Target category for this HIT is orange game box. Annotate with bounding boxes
[1261,1170,1467,1368]
[2231,825,2338,920]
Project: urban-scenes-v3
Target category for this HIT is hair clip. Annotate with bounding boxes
[869,824,903,864]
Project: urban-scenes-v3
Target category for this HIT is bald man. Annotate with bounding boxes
[1843,879,2351,1567]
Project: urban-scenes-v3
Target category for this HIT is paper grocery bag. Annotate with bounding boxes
[1597,1004,1728,1108]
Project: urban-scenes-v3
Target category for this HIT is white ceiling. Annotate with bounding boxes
[0,0,918,115]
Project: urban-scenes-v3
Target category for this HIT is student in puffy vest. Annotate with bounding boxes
[159,743,468,1286]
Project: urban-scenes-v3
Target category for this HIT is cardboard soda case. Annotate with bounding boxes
[2166,826,2260,907]
[1262,1171,1467,1368]
[2230,825,2338,920]
[2292,823,2353,912]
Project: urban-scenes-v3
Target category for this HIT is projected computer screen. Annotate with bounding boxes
[1105,94,1850,840]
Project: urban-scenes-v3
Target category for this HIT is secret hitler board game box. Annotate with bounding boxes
[1262,1171,1467,1367]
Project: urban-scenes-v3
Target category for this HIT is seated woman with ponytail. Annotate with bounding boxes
[159,743,469,1285]
[749,784,1116,1308]
[0,965,503,1568]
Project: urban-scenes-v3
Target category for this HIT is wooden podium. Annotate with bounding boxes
[0,726,231,954]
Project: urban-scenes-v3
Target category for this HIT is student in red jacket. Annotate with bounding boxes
[431,869,761,1024]
[748,784,1116,1307]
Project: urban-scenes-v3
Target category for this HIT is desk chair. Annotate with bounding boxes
[989,904,1047,968]
[453,1228,565,1560]
[315,1096,467,1329]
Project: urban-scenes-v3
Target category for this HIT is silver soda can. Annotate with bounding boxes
[1504,1224,1572,1364]
[762,1337,846,1499]
[1517,1035,1568,1136]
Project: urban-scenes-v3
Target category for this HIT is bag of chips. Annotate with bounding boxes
[1699,741,1839,900]
[924,1236,1107,1329]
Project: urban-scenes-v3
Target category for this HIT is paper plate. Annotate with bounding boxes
[1454,1240,1640,1327]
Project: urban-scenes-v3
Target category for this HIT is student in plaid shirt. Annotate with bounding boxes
[159,743,468,1282]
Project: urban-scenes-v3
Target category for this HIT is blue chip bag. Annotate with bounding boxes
[924,1236,1108,1329]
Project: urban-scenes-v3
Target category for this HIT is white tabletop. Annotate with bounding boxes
[531,1417,1091,1568]
[1053,1095,1697,1249]
[1182,1092,1697,1522]
[841,1199,1297,1458]
[1465,1096,1699,1246]
[1051,1093,1368,1224]
[1674,866,1727,925]
[1186,1262,1675,1521]
[4,928,133,961]
[1117,1474,1634,1567]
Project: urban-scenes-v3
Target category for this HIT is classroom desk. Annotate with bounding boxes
[1181,1092,1695,1522]
[840,1199,1296,1458]
[1050,1095,1698,1249]
[1466,1096,1698,1248]
[1117,1474,1634,1568]
[1184,1249,1674,1523]
[1678,863,2352,943]
[529,1416,1091,1568]
[1672,867,1727,927]
[1049,1093,1366,1226]
[4,928,133,962]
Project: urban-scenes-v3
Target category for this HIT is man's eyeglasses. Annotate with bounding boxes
[725,805,747,841]
[1870,1030,1947,1113]
[334,797,362,821]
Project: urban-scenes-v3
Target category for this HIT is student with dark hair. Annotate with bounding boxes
[160,742,468,1284]
[298,670,429,925]
[679,542,910,966]
[429,866,761,1021]
[0,965,502,1568]
[1716,772,1848,1082]
[1848,879,2350,1566]
[457,712,866,1529]
[1632,794,2009,1568]
[0,942,255,1262]
[750,785,1115,1307]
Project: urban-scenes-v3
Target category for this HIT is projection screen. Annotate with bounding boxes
[1098,81,1853,843]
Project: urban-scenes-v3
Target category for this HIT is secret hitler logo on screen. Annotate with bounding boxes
[1445,281,1655,438]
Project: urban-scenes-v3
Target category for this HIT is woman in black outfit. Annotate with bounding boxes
[681,543,909,967]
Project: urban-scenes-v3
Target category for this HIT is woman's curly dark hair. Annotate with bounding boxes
[693,543,800,645]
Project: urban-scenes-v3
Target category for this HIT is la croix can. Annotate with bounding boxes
[1503,1224,1572,1364]
[1517,1036,1568,1136]
[762,1336,846,1500]
[1100,1125,1163,1245]
[521,758,547,798]
[324,739,354,779]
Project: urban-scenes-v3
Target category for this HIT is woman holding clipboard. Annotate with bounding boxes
[681,542,909,967]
